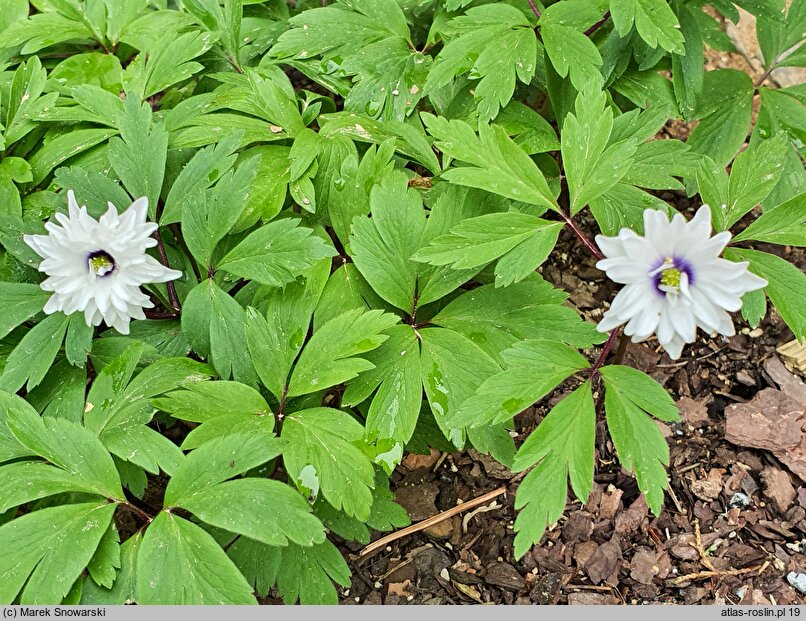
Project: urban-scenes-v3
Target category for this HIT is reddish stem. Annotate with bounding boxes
[154,228,181,312]
[527,0,541,19]
[591,327,622,375]
[584,10,611,36]
[559,211,604,260]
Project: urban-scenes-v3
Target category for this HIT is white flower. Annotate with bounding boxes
[24,190,182,335]
[595,206,767,360]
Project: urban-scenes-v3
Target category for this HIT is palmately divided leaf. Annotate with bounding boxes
[604,381,671,515]
[0,502,116,605]
[733,191,806,246]
[288,308,399,397]
[422,114,558,211]
[451,340,590,429]
[611,0,686,54]
[179,478,326,548]
[512,382,596,559]
[727,247,806,341]
[82,532,141,605]
[349,172,426,312]
[432,280,603,362]
[342,325,422,446]
[137,512,257,605]
[182,280,257,385]
[228,537,350,605]
[598,365,680,422]
[424,4,537,121]
[419,327,501,446]
[217,218,336,286]
[562,84,637,214]
[5,399,123,499]
[282,407,375,520]
[164,431,284,507]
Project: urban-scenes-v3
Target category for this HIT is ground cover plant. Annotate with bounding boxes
[0,0,804,606]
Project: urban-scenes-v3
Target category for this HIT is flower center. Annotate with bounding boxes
[87,250,116,277]
[659,265,682,290]
[650,256,693,296]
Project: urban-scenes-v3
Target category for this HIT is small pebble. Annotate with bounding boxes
[729,492,751,508]
[787,572,806,594]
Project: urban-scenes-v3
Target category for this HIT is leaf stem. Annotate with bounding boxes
[591,327,622,375]
[120,502,153,524]
[558,210,604,260]
[584,10,611,37]
[154,228,181,313]
[527,0,541,19]
[754,64,775,88]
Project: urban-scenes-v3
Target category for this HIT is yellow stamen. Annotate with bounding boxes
[660,266,682,289]
[89,255,114,276]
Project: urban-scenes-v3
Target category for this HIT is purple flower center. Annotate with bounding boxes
[87,250,116,277]
[650,256,694,296]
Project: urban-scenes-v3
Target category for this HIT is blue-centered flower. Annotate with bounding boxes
[595,206,767,359]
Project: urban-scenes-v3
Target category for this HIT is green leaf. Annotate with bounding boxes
[161,133,241,226]
[229,538,350,605]
[107,95,168,217]
[432,280,603,362]
[217,218,335,286]
[671,3,704,120]
[245,259,329,400]
[419,327,501,445]
[718,133,790,229]
[182,280,257,385]
[155,380,271,424]
[413,212,557,271]
[598,365,680,422]
[451,340,590,429]
[0,462,103,513]
[590,183,673,236]
[288,309,399,397]
[282,407,375,520]
[734,191,806,246]
[0,502,116,605]
[82,532,140,605]
[350,172,426,312]
[125,30,215,99]
[86,522,121,589]
[342,325,422,445]
[687,69,754,166]
[137,511,257,605]
[611,0,685,53]
[741,287,768,329]
[164,431,284,507]
[5,400,124,499]
[541,2,603,90]
[727,247,806,340]
[424,4,537,121]
[423,114,558,210]
[182,157,259,268]
[343,37,430,122]
[512,383,596,559]
[0,283,50,340]
[318,112,440,173]
[604,380,671,515]
[180,478,325,547]
[53,168,132,218]
[30,128,117,185]
[562,85,637,214]
[0,312,70,393]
